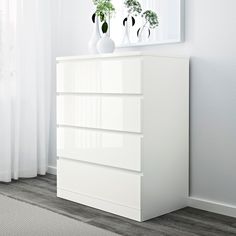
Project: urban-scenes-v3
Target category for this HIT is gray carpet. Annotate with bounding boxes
[0,195,119,236]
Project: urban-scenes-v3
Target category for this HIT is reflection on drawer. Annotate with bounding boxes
[57,58,142,94]
[57,159,141,210]
[57,127,142,171]
[57,95,141,133]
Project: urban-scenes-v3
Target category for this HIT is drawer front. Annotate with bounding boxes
[57,127,142,171]
[57,58,142,94]
[57,95,141,133]
[57,159,141,209]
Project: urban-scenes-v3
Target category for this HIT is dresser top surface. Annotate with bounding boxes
[56,51,189,62]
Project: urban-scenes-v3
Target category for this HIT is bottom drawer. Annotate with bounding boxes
[57,159,141,210]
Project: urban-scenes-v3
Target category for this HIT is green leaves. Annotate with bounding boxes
[123,16,135,27]
[123,17,127,26]
[102,21,108,33]
[131,16,135,26]
[92,13,96,23]
[137,28,140,37]
[141,10,159,29]
[93,0,115,22]
[124,0,142,16]
[92,0,115,33]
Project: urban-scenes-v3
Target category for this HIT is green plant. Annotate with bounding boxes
[137,10,159,38]
[123,0,142,27]
[141,10,159,29]
[92,0,115,34]
[124,0,142,16]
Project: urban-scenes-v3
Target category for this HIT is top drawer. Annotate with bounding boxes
[57,58,142,94]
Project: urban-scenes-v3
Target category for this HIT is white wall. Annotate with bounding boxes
[50,0,236,208]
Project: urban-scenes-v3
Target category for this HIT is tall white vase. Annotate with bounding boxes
[88,16,101,54]
[122,15,131,45]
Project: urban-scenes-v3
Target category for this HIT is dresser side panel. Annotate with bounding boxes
[141,56,189,220]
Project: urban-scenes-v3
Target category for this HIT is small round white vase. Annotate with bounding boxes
[88,16,101,54]
[97,34,115,54]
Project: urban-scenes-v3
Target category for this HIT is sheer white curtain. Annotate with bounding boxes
[0,0,52,182]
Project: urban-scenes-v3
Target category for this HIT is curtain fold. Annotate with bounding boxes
[0,0,52,182]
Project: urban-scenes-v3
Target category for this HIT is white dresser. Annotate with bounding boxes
[56,52,189,222]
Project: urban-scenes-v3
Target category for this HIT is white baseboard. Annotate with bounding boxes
[47,165,57,175]
[188,197,236,218]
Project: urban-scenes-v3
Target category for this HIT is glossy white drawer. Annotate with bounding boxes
[57,95,141,133]
[57,127,142,171]
[57,159,141,210]
[57,58,142,94]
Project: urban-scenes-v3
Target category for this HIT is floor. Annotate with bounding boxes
[0,174,236,236]
[0,194,118,236]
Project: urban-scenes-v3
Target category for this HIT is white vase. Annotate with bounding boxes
[122,15,131,45]
[97,33,115,54]
[88,16,101,54]
[138,24,150,43]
